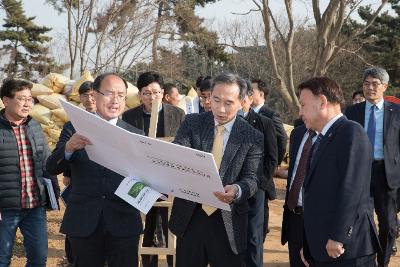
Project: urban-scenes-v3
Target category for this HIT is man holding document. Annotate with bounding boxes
[169,73,264,267]
[46,73,144,267]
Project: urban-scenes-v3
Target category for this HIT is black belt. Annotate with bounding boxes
[291,206,303,215]
[373,159,384,165]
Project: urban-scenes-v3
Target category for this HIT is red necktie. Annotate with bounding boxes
[287,130,316,211]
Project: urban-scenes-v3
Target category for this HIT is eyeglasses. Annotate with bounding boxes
[80,93,95,99]
[96,90,126,100]
[15,97,34,104]
[199,96,211,102]
[141,91,162,97]
[363,81,382,88]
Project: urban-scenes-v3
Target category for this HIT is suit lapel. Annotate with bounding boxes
[355,102,366,127]
[200,112,214,153]
[136,106,144,130]
[288,126,307,184]
[305,116,346,188]
[383,101,393,146]
[163,104,172,137]
[219,117,244,180]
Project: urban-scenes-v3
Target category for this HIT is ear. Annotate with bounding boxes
[2,97,9,107]
[319,94,328,109]
[382,83,388,92]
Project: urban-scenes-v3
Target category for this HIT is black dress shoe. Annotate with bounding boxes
[392,244,397,256]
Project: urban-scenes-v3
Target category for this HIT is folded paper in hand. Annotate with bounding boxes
[43,178,59,210]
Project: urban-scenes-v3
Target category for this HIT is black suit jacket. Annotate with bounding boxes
[258,104,288,165]
[245,109,278,199]
[168,112,264,254]
[46,120,144,238]
[281,124,307,245]
[302,116,379,262]
[345,101,400,189]
[122,103,185,137]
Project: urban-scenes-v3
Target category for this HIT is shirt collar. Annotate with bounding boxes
[320,113,343,136]
[214,116,236,134]
[365,98,384,111]
[252,102,265,113]
[95,113,118,126]
[142,103,163,115]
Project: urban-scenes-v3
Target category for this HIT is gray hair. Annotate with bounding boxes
[211,73,247,100]
[363,67,389,84]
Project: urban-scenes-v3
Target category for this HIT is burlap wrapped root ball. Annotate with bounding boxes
[37,93,66,110]
[41,73,69,94]
[69,71,94,103]
[32,83,53,97]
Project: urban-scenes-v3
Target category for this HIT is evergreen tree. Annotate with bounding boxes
[345,0,400,92]
[0,0,60,79]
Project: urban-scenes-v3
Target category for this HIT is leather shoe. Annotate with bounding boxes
[392,244,397,256]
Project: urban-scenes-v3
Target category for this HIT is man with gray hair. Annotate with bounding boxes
[345,67,400,267]
[169,73,264,267]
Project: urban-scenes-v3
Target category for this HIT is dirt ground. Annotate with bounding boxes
[10,178,400,267]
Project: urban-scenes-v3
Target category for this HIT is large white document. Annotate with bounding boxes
[60,100,230,211]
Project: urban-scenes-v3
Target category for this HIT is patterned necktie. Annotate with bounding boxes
[286,130,316,211]
[367,105,376,152]
[309,133,323,167]
[202,125,225,216]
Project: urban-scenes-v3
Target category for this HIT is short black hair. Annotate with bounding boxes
[1,78,33,99]
[212,73,247,100]
[245,79,253,97]
[251,78,271,98]
[199,76,213,93]
[78,81,94,95]
[93,73,128,91]
[298,77,344,105]
[164,83,178,95]
[352,90,364,100]
[137,71,164,92]
[195,76,205,88]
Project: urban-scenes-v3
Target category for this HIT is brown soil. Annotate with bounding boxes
[10,178,400,266]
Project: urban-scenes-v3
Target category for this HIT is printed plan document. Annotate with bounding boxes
[60,100,230,212]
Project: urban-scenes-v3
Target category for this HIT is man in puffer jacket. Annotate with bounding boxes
[0,78,59,267]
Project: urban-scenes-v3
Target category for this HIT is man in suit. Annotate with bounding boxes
[251,79,287,165]
[345,67,400,267]
[122,71,184,267]
[62,80,96,266]
[46,73,144,267]
[163,83,181,107]
[169,73,264,267]
[240,81,278,267]
[281,119,318,267]
[298,77,379,266]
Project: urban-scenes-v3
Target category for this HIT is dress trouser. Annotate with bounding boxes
[310,254,376,267]
[142,206,173,267]
[371,161,398,266]
[68,217,139,267]
[245,189,265,267]
[286,209,306,267]
[175,207,245,267]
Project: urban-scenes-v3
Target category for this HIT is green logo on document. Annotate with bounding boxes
[128,182,146,198]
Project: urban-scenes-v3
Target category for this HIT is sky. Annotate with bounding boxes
[0,0,387,38]
[1,0,322,35]
[0,0,389,75]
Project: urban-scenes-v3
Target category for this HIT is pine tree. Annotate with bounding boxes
[0,0,60,79]
[344,0,400,91]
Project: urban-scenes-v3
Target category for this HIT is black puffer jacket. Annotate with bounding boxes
[0,109,59,211]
